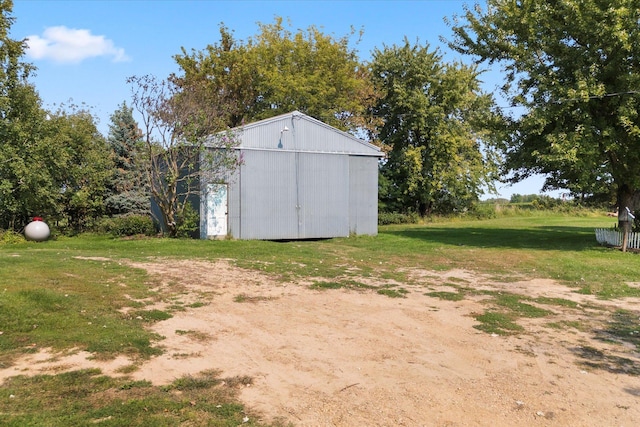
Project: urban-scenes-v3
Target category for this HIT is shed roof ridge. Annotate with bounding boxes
[237,111,381,153]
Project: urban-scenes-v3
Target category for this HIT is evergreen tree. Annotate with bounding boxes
[105,102,149,216]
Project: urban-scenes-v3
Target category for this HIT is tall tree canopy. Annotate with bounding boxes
[372,39,500,215]
[0,0,50,229]
[44,106,113,231]
[173,17,372,133]
[448,0,640,220]
[0,0,113,232]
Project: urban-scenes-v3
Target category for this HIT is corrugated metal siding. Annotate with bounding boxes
[297,153,350,238]
[202,111,381,240]
[237,150,299,240]
[349,156,379,236]
[239,111,382,156]
[239,117,292,151]
[227,168,241,239]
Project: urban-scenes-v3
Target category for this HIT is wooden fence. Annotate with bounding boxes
[594,228,640,249]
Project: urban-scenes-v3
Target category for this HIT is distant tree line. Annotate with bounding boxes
[509,194,548,204]
[2,0,638,236]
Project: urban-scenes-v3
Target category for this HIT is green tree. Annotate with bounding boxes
[372,39,500,215]
[105,102,149,216]
[43,106,114,232]
[172,25,259,129]
[0,0,51,230]
[0,1,112,233]
[173,17,372,133]
[0,84,50,230]
[128,75,242,238]
[448,0,640,228]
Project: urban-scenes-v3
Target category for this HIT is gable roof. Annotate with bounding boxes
[230,111,383,157]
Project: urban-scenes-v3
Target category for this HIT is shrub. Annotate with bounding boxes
[176,203,199,238]
[102,215,156,237]
[467,203,498,219]
[378,212,420,225]
[0,229,27,244]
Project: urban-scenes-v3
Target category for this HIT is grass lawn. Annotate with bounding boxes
[1,212,638,425]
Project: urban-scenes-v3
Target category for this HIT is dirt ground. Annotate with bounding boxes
[2,258,640,427]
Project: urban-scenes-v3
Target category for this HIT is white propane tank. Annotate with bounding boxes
[24,217,50,242]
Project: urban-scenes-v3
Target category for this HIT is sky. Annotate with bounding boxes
[11,0,561,200]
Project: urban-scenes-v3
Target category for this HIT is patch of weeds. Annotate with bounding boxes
[576,283,640,299]
[187,301,206,308]
[309,279,375,291]
[223,375,253,388]
[494,293,551,318]
[172,352,201,358]
[175,329,212,341]
[234,293,273,303]
[486,275,521,283]
[473,311,524,335]
[119,380,152,390]
[164,370,222,391]
[425,291,464,301]
[473,292,554,335]
[533,296,579,308]
[380,270,409,283]
[545,320,585,331]
[441,282,466,289]
[310,281,344,290]
[377,285,409,298]
[0,367,277,426]
[115,364,139,374]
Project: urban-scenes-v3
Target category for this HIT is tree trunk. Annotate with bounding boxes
[617,184,635,252]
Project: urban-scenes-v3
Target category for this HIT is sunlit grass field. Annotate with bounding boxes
[1,212,638,425]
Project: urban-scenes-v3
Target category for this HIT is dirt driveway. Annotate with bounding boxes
[2,259,639,426]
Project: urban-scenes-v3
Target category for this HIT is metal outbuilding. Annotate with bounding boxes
[200,111,383,240]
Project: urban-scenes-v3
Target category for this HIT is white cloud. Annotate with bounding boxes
[25,26,131,64]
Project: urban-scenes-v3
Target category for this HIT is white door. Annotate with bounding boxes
[207,184,228,237]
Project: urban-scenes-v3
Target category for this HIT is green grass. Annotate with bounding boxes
[472,293,551,335]
[0,255,164,366]
[425,291,465,301]
[533,296,579,308]
[0,369,283,426]
[492,293,552,318]
[1,212,639,422]
[376,285,409,298]
[308,279,375,291]
[473,312,524,335]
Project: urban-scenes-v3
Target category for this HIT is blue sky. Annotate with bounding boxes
[12,0,559,199]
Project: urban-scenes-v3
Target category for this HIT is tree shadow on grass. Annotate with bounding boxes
[384,225,600,251]
[570,310,640,377]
